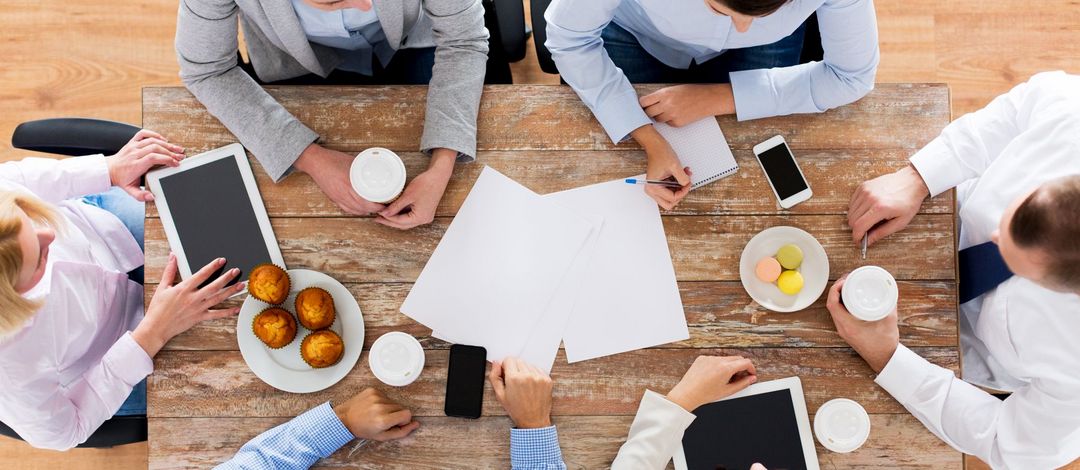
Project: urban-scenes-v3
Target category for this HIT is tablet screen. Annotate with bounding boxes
[157,156,273,287]
[682,389,808,470]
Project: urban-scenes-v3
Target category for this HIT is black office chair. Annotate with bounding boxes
[529,0,824,75]
[1,117,147,449]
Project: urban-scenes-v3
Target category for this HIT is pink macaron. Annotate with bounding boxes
[755,257,782,283]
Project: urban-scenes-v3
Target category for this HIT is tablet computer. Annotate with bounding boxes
[674,376,819,470]
[146,143,285,287]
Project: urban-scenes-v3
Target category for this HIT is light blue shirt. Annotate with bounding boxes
[545,0,880,142]
[215,401,567,469]
[291,0,396,76]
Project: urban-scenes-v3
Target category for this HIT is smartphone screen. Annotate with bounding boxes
[758,142,809,200]
[445,344,487,419]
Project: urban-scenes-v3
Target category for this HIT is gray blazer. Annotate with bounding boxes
[176,0,489,181]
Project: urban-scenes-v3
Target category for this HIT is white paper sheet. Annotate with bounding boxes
[654,118,738,188]
[545,179,689,363]
[401,166,597,363]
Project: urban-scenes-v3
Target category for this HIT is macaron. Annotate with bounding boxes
[755,257,782,283]
[776,244,804,270]
[777,270,805,295]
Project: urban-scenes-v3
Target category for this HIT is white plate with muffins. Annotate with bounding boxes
[238,266,364,393]
[739,226,830,313]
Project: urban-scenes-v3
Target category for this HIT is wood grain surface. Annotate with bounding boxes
[144,83,957,468]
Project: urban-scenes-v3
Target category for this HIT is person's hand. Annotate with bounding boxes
[632,126,692,210]
[750,464,768,470]
[106,129,185,202]
[132,253,244,357]
[333,388,420,441]
[848,164,931,246]
[825,275,900,373]
[666,355,758,412]
[376,148,455,230]
[294,144,387,216]
[488,357,554,429]
[639,84,736,127]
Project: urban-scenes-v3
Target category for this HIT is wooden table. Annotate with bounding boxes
[143,84,958,469]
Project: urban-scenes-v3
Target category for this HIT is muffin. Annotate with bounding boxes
[251,307,297,349]
[294,287,336,330]
[300,330,344,368]
[247,263,290,305]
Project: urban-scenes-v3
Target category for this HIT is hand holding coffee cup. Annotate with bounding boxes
[350,147,407,204]
[825,268,900,373]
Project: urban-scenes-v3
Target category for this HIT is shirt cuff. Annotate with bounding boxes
[642,389,697,426]
[909,137,965,197]
[510,425,564,468]
[874,343,933,404]
[102,332,154,386]
[291,402,356,456]
[592,90,652,144]
[729,69,777,121]
[64,154,113,196]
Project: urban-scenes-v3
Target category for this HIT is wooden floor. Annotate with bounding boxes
[1,0,1078,468]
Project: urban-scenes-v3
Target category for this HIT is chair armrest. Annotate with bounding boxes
[485,0,528,62]
[529,0,558,74]
[12,118,140,157]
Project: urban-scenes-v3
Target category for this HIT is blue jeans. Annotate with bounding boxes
[601,22,806,83]
[82,186,147,417]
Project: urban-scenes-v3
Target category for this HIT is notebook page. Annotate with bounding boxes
[654,118,738,189]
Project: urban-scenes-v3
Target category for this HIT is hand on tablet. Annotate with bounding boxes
[488,357,554,429]
[376,148,455,230]
[333,388,419,442]
[132,253,244,357]
[632,125,692,210]
[106,129,185,202]
[847,164,930,247]
[665,355,758,412]
[294,144,387,216]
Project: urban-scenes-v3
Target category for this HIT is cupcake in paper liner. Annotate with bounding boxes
[251,307,297,349]
[247,263,290,305]
[295,287,336,330]
[300,330,344,368]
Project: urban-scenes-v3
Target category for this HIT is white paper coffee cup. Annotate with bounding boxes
[814,398,871,453]
[841,265,898,321]
[350,147,406,203]
[368,332,425,387]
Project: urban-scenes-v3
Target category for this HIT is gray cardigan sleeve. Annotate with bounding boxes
[420,0,489,162]
[175,0,318,181]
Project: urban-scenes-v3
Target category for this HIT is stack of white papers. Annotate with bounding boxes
[402,167,689,372]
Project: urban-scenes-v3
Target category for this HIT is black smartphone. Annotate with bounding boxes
[444,344,487,419]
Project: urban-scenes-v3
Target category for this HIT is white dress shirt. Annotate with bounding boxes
[877,71,1080,469]
[611,390,697,469]
[0,156,151,451]
[545,0,879,143]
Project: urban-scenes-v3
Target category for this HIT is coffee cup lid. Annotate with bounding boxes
[842,265,898,321]
[350,148,406,203]
[814,398,871,453]
[369,332,425,387]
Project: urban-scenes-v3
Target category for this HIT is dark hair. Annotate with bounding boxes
[1010,175,1080,293]
[713,0,792,16]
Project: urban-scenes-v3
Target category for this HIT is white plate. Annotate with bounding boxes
[739,226,830,312]
[238,269,364,393]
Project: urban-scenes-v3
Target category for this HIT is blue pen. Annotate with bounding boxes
[625,178,684,188]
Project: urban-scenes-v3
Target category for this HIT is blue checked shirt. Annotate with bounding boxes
[215,402,567,469]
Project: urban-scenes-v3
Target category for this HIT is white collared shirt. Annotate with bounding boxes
[0,155,151,450]
[878,71,1080,469]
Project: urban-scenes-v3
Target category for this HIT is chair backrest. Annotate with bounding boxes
[0,416,147,449]
[11,118,139,157]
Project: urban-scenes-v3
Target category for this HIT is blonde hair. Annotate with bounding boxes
[0,191,61,335]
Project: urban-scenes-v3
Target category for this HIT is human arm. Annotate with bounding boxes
[612,356,758,469]
[215,389,418,469]
[0,129,183,204]
[728,0,879,121]
[488,357,566,470]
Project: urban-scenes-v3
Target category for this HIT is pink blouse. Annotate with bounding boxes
[0,155,151,450]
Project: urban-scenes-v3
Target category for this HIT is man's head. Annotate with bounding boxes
[705,0,791,32]
[993,175,1080,294]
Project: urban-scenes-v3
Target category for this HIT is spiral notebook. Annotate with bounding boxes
[654,117,738,189]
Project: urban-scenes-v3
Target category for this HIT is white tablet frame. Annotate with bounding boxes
[673,376,820,470]
[146,143,286,281]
